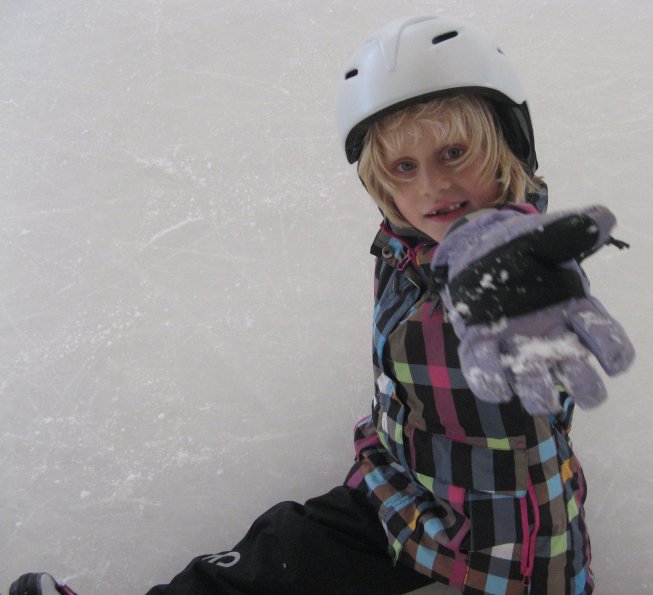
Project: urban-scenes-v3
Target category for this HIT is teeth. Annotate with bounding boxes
[430,202,465,215]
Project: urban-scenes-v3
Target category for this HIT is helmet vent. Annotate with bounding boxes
[432,31,458,45]
[345,69,359,80]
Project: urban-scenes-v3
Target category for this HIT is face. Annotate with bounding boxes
[382,131,499,243]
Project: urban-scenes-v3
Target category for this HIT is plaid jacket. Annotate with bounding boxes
[345,221,594,594]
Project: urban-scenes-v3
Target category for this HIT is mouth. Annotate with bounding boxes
[425,201,469,218]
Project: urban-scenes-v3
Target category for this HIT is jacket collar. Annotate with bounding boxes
[371,219,437,289]
[371,218,434,255]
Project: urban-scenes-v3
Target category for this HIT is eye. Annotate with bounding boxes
[442,146,465,161]
[394,160,416,173]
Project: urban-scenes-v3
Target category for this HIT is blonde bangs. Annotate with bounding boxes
[358,95,538,227]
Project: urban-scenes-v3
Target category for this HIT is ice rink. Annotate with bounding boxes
[2,1,652,593]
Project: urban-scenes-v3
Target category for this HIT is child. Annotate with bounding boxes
[9,15,633,595]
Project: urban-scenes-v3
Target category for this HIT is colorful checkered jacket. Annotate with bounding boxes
[345,218,594,594]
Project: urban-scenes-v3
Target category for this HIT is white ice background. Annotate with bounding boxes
[1,1,652,593]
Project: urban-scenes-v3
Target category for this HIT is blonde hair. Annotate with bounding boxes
[358,95,539,226]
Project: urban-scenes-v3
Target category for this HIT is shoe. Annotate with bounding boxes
[9,573,78,595]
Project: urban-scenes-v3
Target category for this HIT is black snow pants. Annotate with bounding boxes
[145,485,440,595]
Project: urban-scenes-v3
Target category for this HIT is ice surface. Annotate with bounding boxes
[1,1,652,593]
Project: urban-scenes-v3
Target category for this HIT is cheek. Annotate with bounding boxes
[390,193,413,221]
[462,161,500,202]
[473,177,500,206]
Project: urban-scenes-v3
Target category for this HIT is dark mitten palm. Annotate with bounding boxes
[430,205,635,415]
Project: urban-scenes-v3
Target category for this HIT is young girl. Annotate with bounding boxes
[10,15,633,595]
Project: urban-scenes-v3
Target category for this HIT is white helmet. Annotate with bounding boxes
[336,15,537,173]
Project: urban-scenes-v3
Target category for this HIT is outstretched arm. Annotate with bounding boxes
[429,205,635,415]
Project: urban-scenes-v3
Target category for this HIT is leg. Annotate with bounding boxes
[146,486,435,595]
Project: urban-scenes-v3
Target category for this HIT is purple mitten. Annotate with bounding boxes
[430,205,635,415]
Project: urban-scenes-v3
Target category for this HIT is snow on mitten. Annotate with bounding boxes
[429,205,635,415]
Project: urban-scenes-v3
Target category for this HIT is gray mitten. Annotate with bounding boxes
[429,205,635,415]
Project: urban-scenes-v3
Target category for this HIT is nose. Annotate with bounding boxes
[417,162,451,197]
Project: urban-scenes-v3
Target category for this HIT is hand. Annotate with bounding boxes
[429,205,635,415]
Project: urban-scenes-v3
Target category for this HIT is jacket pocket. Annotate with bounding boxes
[411,429,528,551]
